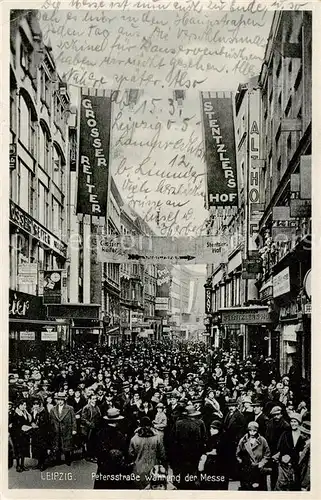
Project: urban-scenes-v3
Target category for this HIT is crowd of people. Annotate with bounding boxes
[8,340,311,491]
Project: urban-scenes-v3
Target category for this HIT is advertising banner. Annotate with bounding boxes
[201,93,238,208]
[155,265,171,315]
[76,92,111,216]
[43,270,62,304]
[273,267,291,298]
[205,287,212,315]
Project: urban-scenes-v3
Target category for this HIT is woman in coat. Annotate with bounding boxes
[236,421,271,490]
[202,389,223,431]
[274,412,306,490]
[198,420,229,490]
[30,399,51,470]
[11,399,32,472]
[129,416,166,489]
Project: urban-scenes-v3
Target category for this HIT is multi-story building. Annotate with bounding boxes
[170,265,206,341]
[9,10,72,361]
[256,11,312,379]
[204,11,312,380]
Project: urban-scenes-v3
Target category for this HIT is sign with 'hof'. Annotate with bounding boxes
[201,93,238,208]
[76,92,112,216]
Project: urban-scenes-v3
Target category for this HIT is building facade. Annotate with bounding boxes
[204,11,312,381]
[9,10,72,362]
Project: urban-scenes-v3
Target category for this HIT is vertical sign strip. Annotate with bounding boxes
[201,92,238,208]
[76,91,111,217]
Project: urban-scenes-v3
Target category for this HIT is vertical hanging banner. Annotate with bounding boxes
[76,91,111,216]
[155,265,171,315]
[248,87,264,247]
[201,93,238,208]
[43,270,62,304]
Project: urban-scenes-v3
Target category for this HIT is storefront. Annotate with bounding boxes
[9,289,69,365]
[46,303,101,347]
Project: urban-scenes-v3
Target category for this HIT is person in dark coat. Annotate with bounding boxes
[298,421,310,491]
[266,405,290,489]
[222,400,247,480]
[11,399,32,472]
[81,393,101,462]
[49,392,77,466]
[274,412,306,490]
[236,421,271,490]
[30,399,51,470]
[94,408,129,489]
[198,420,229,490]
[252,400,269,438]
[171,404,207,489]
[94,449,134,489]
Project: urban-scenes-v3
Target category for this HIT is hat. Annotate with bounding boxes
[96,384,105,392]
[248,421,259,430]
[226,400,237,407]
[184,404,201,417]
[299,421,311,435]
[156,402,164,409]
[141,416,152,427]
[56,391,67,400]
[243,396,252,404]
[187,373,194,378]
[276,383,284,390]
[122,381,130,388]
[289,412,302,423]
[270,406,282,415]
[104,408,124,421]
[210,419,222,429]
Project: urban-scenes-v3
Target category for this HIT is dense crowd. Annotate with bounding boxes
[8,340,310,491]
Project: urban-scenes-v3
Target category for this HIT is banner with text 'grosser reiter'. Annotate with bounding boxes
[76,91,111,217]
[201,93,238,208]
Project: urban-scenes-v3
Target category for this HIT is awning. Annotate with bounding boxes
[105,327,120,335]
[10,319,70,325]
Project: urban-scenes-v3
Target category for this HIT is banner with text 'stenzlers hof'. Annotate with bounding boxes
[76,92,111,217]
[201,93,238,208]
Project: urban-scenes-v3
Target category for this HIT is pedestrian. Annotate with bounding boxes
[266,405,290,489]
[298,421,310,491]
[236,421,271,491]
[171,404,207,489]
[252,400,269,438]
[129,416,166,489]
[274,412,305,490]
[81,393,101,462]
[198,420,229,490]
[30,399,50,471]
[202,388,223,431]
[49,391,77,466]
[144,464,176,490]
[222,400,247,481]
[11,399,32,472]
[152,402,167,433]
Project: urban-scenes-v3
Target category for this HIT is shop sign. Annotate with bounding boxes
[9,289,46,319]
[220,307,273,325]
[41,330,58,341]
[144,329,154,335]
[10,143,17,170]
[279,302,298,321]
[131,311,143,323]
[282,324,297,342]
[163,326,170,332]
[18,263,38,285]
[20,331,35,341]
[10,201,67,258]
[273,267,291,298]
[155,297,169,311]
[205,287,212,315]
[43,270,62,304]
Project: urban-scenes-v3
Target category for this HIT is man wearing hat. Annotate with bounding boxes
[81,394,101,462]
[274,412,306,490]
[49,391,77,466]
[252,399,269,438]
[170,404,207,489]
[222,400,247,481]
[236,421,271,490]
[298,421,310,491]
[266,405,290,488]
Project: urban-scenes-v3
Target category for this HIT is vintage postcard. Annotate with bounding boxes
[1,0,318,496]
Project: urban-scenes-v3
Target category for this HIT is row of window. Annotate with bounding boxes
[10,91,65,191]
[212,274,241,312]
[10,160,64,235]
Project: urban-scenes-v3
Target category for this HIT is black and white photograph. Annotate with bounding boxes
[6,1,312,493]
